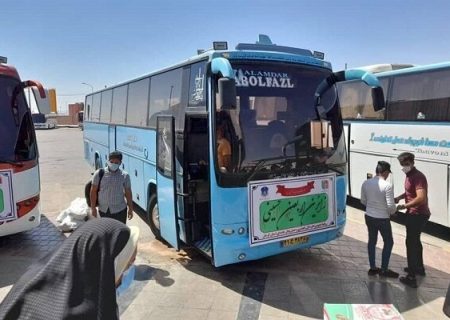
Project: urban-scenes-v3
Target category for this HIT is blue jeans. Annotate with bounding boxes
[365,215,394,270]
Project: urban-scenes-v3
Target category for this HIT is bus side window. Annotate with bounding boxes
[338,80,386,120]
[15,113,36,161]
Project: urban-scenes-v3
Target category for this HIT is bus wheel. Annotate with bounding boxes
[147,194,162,240]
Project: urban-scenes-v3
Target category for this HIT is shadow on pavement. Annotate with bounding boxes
[118,263,175,316]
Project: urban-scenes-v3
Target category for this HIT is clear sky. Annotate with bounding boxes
[3,0,450,113]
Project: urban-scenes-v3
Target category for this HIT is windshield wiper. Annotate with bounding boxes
[305,162,344,175]
[326,164,344,175]
[245,156,295,182]
[245,159,270,182]
[0,159,24,167]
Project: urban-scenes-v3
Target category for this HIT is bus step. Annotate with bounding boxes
[194,237,212,257]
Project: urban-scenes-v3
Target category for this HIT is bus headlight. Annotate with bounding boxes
[221,228,234,235]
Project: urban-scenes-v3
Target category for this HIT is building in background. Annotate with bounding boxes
[27,87,84,127]
[47,102,84,125]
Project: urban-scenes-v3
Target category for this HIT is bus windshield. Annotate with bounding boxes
[0,76,37,163]
[215,62,344,182]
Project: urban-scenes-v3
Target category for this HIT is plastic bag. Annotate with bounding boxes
[68,197,90,221]
[56,197,92,232]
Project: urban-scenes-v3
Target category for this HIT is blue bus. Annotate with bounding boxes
[83,35,384,266]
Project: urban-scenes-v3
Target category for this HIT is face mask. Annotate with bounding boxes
[402,166,412,174]
[108,162,120,171]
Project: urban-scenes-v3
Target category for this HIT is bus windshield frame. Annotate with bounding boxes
[213,61,345,187]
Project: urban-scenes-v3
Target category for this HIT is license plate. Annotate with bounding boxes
[282,235,309,247]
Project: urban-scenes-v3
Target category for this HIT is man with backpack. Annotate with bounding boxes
[90,151,133,224]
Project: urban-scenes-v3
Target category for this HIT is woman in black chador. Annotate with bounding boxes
[0,218,130,320]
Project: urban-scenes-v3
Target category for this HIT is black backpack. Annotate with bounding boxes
[85,168,105,207]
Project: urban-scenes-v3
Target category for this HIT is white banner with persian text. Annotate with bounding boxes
[248,173,337,246]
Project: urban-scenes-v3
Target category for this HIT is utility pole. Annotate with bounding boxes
[81,82,94,93]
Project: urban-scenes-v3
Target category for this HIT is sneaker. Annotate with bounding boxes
[379,269,399,278]
[399,275,418,288]
[403,267,426,276]
[368,267,381,276]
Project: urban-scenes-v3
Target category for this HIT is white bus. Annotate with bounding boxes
[338,62,450,228]
[0,56,47,236]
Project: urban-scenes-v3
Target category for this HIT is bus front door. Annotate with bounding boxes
[156,116,180,250]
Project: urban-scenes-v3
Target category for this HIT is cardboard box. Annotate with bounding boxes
[323,304,404,320]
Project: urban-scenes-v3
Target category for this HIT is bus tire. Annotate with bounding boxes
[147,194,162,240]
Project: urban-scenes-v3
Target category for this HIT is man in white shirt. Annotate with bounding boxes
[361,161,399,278]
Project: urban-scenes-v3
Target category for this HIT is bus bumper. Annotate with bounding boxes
[212,221,346,267]
[0,204,41,237]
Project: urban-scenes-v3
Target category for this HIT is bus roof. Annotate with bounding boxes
[0,64,20,80]
[350,63,414,74]
[87,36,332,97]
[184,35,331,73]
[373,61,450,78]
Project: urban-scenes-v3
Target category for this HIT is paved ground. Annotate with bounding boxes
[117,207,450,320]
[1,128,449,319]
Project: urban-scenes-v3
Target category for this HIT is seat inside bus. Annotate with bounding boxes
[240,109,257,128]
[186,117,208,181]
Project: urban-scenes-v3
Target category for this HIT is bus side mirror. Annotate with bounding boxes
[23,80,46,98]
[218,78,236,110]
[372,87,385,111]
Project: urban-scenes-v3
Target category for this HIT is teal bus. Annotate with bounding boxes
[83,35,384,266]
